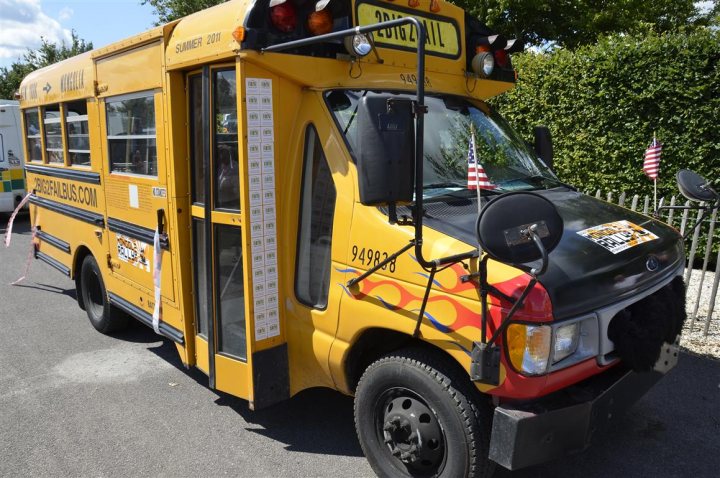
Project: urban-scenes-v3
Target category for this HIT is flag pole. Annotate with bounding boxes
[653,132,657,212]
[472,124,483,259]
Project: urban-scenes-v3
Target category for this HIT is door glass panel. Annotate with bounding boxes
[214,225,246,359]
[189,75,204,204]
[213,69,239,211]
[193,218,209,337]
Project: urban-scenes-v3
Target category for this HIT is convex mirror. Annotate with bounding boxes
[476,192,563,266]
[677,169,718,203]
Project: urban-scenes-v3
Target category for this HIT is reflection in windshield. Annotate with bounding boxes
[326,90,559,199]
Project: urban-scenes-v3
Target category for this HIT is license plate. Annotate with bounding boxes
[356,0,461,59]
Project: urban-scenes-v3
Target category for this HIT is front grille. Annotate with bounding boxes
[606,276,686,371]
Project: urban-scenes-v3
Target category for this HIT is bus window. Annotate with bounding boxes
[106,92,157,176]
[213,69,239,211]
[43,104,64,164]
[189,74,204,204]
[65,100,90,167]
[23,108,42,162]
[295,125,336,309]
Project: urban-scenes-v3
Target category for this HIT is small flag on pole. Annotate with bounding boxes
[643,137,662,180]
[467,132,495,190]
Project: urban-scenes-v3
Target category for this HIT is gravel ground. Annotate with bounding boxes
[681,269,719,359]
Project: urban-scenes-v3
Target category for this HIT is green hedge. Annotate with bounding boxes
[491,27,720,199]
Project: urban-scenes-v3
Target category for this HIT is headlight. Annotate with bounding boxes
[552,322,580,364]
[471,51,495,78]
[506,323,551,375]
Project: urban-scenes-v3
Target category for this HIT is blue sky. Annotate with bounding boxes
[0,0,157,69]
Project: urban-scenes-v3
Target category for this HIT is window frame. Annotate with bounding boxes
[23,107,43,163]
[42,104,65,165]
[294,123,336,310]
[105,90,158,178]
[64,99,91,168]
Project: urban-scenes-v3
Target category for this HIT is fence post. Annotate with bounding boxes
[631,195,639,211]
[606,191,613,203]
[667,196,676,226]
[618,192,626,207]
[680,200,691,236]
[689,208,717,331]
[684,205,705,291]
[643,196,650,214]
[703,242,720,337]
[595,189,601,199]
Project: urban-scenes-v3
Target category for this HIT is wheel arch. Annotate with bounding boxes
[344,327,475,395]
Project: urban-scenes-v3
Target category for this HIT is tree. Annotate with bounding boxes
[451,0,713,49]
[142,0,227,25]
[0,31,92,99]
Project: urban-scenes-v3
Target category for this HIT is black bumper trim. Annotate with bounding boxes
[29,195,105,227]
[35,251,71,276]
[108,292,184,345]
[489,345,679,470]
[36,229,71,254]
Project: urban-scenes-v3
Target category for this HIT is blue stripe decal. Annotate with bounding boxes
[376,295,396,310]
[335,267,358,274]
[411,308,451,333]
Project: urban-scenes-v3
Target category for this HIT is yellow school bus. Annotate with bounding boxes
[18,1,688,476]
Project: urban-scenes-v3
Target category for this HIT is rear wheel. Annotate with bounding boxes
[80,255,128,334]
[354,347,494,478]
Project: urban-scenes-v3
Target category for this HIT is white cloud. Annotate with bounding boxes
[58,6,73,22]
[0,0,72,63]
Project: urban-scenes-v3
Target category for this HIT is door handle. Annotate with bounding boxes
[156,208,169,249]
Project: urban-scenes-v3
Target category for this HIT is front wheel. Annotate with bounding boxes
[80,255,128,334]
[354,348,494,478]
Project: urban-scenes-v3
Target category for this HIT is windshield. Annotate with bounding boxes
[326,90,560,199]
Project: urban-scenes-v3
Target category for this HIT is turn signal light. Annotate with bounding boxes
[307,9,333,36]
[270,1,297,33]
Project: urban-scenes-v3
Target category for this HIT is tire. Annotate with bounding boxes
[354,347,494,478]
[80,255,128,334]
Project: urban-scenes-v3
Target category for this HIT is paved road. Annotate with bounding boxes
[1,215,719,477]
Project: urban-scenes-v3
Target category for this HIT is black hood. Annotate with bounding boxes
[419,188,685,319]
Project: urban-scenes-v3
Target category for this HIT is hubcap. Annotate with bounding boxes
[378,390,445,473]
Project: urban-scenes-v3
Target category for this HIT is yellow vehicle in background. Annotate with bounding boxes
[18,1,688,476]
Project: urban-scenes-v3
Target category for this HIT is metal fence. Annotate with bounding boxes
[588,189,719,337]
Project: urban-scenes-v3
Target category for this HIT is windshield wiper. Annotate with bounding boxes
[424,181,466,190]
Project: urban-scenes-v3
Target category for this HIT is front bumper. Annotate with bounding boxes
[489,343,679,470]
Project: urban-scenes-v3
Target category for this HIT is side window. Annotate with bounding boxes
[65,100,90,166]
[106,92,157,176]
[43,104,63,164]
[23,108,42,162]
[295,125,336,309]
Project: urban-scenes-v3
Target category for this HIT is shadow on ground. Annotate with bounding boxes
[133,313,719,473]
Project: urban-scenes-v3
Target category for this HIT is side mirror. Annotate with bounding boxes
[677,169,718,203]
[355,96,415,206]
[533,126,553,172]
[476,192,563,275]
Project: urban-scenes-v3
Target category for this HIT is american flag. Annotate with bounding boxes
[467,131,495,190]
[643,137,662,180]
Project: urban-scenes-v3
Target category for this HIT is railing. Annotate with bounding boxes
[587,189,719,339]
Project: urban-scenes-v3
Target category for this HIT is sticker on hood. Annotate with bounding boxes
[577,220,658,254]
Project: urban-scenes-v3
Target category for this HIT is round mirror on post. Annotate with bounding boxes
[476,192,563,267]
[677,169,718,203]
